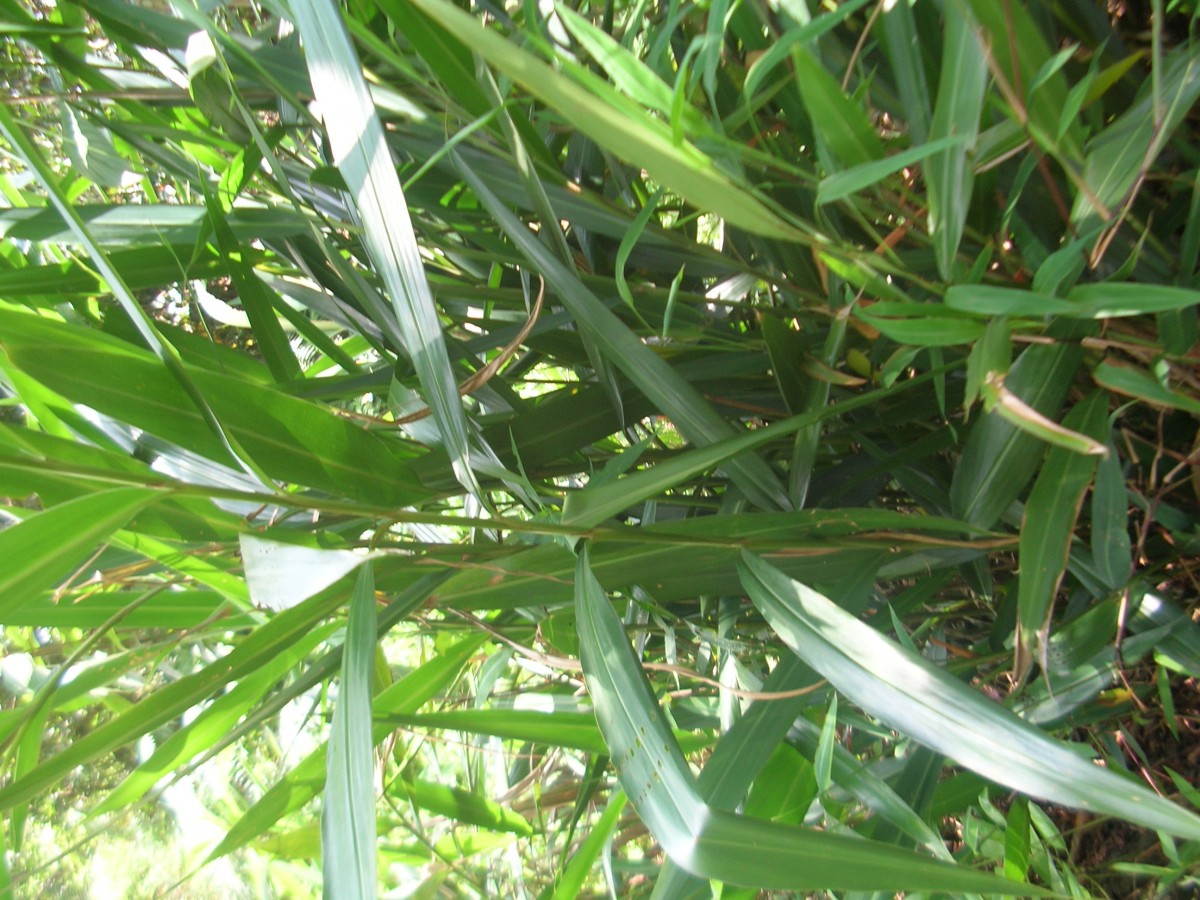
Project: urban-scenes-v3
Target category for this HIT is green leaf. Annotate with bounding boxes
[817,135,969,205]
[744,745,816,825]
[0,310,433,506]
[210,628,485,861]
[945,283,1200,318]
[399,776,535,836]
[951,337,1084,527]
[814,693,836,795]
[788,716,951,857]
[0,205,307,245]
[1015,392,1109,677]
[738,551,1200,840]
[1093,360,1200,415]
[1071,45,1200,233]
[925,8,988,280]
[323,563,378,898]
[0,585,347,814]
[379,709,711,756]
[0,487,157,620]
[879,0,931,143]
[205,194,302,383]
[0,245,225,301]
[1091,445,1132,590]
[855,302,986,346]
[456,161,791,512]
[562,366,945,527]
[408,0,807,241]
[92,623,338,816]
[290,0,479,498]
[791,47,883,170]
[742,0,875,101]
[550,790,626,900]
[980,372,1109,456]
[577,546,1039,893]
[963,317,1012,415]
[554,5,707,137]
[1003,797,1031,882]
[0,104,274,487]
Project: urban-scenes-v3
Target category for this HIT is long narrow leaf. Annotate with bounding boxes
[323,563,378,898]
[925,8,988,281]
[738,551,1200,840]
[0,488,158,620]
[209,629,485,861]
[457,160,791,512]
[576,547,1039,893]
[1015,392,1108,677]
[290,0,479,497]
[408,0,807,242]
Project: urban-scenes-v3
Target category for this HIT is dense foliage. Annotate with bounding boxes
[0,0,1198,895]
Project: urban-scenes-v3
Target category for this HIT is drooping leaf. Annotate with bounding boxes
[577,546,1041,893]
[738,551,1200,840]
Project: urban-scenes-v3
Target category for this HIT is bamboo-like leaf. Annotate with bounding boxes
[787,716,952,857]
[205,195,302,383]
[946,283,1200,318]
[0,310,434,506]
[0,205,307,246]
[554,6,708,137]
[289,0,478,498]
[379,710,711,756]
[0,105,275,487]
[951,337,1084,528]
[1015,392,1109,678]
[981,372,1109,457]
[791,47,884,170]
[92,623,338,816]
[963,317,1012,415]
[0,487,158,620]
[1071,45,1200,232]
[0,586,347,814]
[323,563,378,898]
[1003,797,1031,882]
[576,547,1039,893]
[399,777,534,836]
[209,630,486,861]
[116,530,249,604]
[6,590,250,630]
[742,0,875,101]
[960,0,1078,155]
[1093,360,1200,415]
[925,7,988,281]
[855,302,986,346]
[1091,445,1132,590]
[423,507,992,612]
[738,551,1200,840]
[880,0,932,143]
[817,135,968,205]
[456,160,791,512]
[408,0,808,242]
[551,790,626,900]
[562,360,949,527]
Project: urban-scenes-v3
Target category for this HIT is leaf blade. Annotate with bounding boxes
[738,551,1200,840]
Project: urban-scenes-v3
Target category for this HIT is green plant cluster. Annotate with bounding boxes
[0,0,1198,896]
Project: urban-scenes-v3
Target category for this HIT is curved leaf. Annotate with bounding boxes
[577,546,1040,893]
[738,551,1200,841]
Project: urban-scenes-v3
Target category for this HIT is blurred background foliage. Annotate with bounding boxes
[0,0,1199,895]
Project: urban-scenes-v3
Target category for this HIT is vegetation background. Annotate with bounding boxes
[0,0,1198,895]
